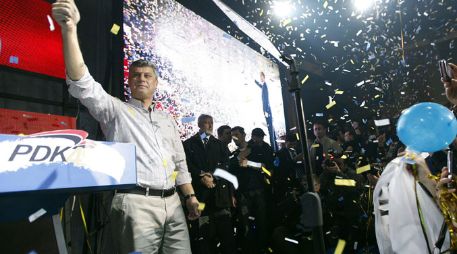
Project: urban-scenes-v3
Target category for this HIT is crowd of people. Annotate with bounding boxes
[187,97,457,254]
[184,115,397,253]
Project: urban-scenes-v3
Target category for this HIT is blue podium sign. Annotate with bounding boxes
[0,129,137,194]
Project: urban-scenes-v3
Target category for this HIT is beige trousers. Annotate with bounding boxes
[110,192,191,254]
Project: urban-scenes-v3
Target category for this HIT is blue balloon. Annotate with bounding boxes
[397,102,457,152]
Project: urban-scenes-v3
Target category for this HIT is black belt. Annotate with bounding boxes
[117,186,176,197]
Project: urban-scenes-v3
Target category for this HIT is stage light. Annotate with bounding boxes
[272,1,294,18]
[353,0,375,12]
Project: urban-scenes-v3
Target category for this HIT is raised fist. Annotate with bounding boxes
[52,0,80,32]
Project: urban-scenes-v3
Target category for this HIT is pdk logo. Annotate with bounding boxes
[7,129,88,162]
[0,129,127,184]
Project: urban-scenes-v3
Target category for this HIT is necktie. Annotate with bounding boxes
[203,137,209,148]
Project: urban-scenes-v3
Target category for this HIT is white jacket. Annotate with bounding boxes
[373,157,449,254]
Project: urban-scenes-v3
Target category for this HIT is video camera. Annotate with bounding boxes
[369,162,384,175]
[323,148,337,167]
[439,59,453,82]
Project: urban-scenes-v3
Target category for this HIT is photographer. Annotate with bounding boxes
[319,156,367,253]
[310,120,343,176]
[274,133,305,202]
[229,127,273,254]
[319,156,364,199]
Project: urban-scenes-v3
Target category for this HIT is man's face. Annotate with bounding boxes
[199,118,213,134]
[219,128,232,144]
[351,121,359,130]
[260,72,265,83]
[251,135,263,145]
[314,181,321,193]
[231,130,245,146]
[313,124,326,139]
[344,131,354,142]
[128,66,158,102]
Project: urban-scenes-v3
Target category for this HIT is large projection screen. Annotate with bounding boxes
[123,0,286,144]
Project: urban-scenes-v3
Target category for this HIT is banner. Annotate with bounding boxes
[0,129,136,194]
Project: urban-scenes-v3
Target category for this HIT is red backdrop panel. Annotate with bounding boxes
[0,108,76,135]
[0,0,65,79]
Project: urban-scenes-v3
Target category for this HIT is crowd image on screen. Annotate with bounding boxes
[123,0,286,142]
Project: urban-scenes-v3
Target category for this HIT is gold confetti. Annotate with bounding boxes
[110,23,120,35]
[259,9,263,16]
[323,1,328,9]
[356,164,371,174]
[341,154,348,159]
[163,159,168,168]
[350,59,355,64]
[334,179,356,187]
[171,171,178,181]
[326,100,336,109]
[67,147,86,166]
[335,90,344,95]
[311,144,320,148]
[281,18,292,27]
[295,133,300,141]
[374,94,381,98]
[334,239,346,254]
[301,75,310,84]
[198,202,206,211]
[261,167,272,177]
[127,107,136,116]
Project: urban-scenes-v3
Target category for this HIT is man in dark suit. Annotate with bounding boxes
[231,127,273,254]
[255,72,277,151]
[217,124,232,156]
[274,133,305,201]
[183,114,236,254]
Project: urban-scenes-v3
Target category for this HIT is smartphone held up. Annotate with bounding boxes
[439,59,453,82]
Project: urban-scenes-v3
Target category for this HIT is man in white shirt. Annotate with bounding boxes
[52,1,200,253]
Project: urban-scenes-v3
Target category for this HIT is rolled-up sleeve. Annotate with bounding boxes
[67,67,117,125]
[169,117,192,185]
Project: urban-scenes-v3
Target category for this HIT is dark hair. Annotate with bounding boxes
[129,59,157,77]
[231,126,245,135]
[313,119,327,128]
[344,129,356,137]
[217,125,231,137]
[198,114,213,125]
[251,127,266,137]
[285,132,297,142]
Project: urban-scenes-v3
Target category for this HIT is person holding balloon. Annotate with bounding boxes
[439,61,457,198]
[373,102,457,253]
